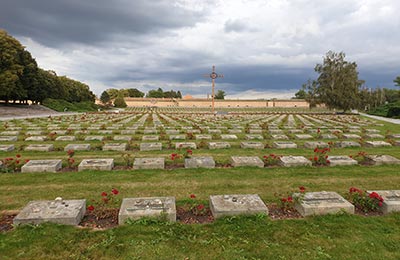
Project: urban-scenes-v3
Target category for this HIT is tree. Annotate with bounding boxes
[126,88,144,97]
[113,94,127,108]
[314,51,363,111]
[177,91,182,99]
[100,91,111,104]
[293,89,306,99]
[215,90,226,99]
[302,79,319,109]
[146,88,164,98]
[394,76,400,87]
[106,88,120,99]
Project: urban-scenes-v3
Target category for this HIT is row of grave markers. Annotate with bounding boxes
[16,154,400,173]
[13,190,400,226]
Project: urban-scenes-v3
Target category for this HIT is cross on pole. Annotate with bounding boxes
[203,65,224,114]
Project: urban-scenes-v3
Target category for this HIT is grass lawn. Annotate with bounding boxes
[1,113,400,259]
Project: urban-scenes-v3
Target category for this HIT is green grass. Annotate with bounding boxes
[42,98,99,112]
[1,113,400,259]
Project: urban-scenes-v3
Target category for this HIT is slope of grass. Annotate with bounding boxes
[42,98,98,112]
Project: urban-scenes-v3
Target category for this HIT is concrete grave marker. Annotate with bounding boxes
[21,159,62,173]
[169,135,186,140]
[140,142,162,151]
[113,135,132,141]
[142,135,159,141]
[231,156,264,168]
[185,156,215,168]
[209,194,268,219]
[294,191,354,217]
[366,190,400,214]
[221,134,238,140]
[119,197,176,224]
[64,144,91,151]
[240,142,264,149]
[25,144,54,152]
[327,156,358,166]
[208,142,231,149]
[366,155,400,165]
[0,144,14,152]
[55,136,76,141]
[335,141,361,148]
[0,136,18,142]
[78,159,114,171]
[84,136,104,141]
[279,156,312,167]
[13,198,86,226]
[195,134,212,140]
[245,134,264,140]
[364,141,391,147]
[25,136,47,141]
[102,143,128,151]
[273,141,297,149]
[304,141,329,149]
[133,158,165,169]
[175,142,197,149]
[295,134,313,140]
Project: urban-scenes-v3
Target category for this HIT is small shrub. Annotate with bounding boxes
[348,187,384,212]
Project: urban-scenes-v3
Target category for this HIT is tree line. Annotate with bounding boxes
[294,51,400,112]
[0,30,95,104]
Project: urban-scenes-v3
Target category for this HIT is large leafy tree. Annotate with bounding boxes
[126,88,144,97]
[394,76,400,87]
[302,79,319,108]
[100,91,111,104]
[314,51,364,111]
[215,90,226,99]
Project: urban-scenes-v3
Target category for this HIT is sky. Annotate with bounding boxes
[1,0,399,99]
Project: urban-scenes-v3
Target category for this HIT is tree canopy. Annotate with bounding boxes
[215,90,226,99]
[0,30,95,104]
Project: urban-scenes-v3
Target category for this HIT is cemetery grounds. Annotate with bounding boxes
[0,107,400,259]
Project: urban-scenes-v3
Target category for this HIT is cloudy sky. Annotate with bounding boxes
[1,0,399,99]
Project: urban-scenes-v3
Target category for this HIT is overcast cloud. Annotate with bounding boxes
[1,0,399,98]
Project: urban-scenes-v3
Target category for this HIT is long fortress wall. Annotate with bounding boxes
[124,98,310,108]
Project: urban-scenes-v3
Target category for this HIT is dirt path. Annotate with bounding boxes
[0,104,78,121]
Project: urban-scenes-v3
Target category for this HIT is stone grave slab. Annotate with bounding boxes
[25,136,47,141]
[119,197,176,224]
[185,156,215,168]
[25,130,43,136]
[113,135,132,141]
[0,136,18,142]
[1,131,19,136]
[273,141,297,149]
[294,191,354,217]
[228,129,242,134]
[366,155,400,165]
[249,129,263,134]
[279,156,312,167]
[335,141,361,148]
[64,144,91,151]
[221,134,238,140]
[366,190,400,214]
[175,142,197,149]
[320,134,338,139]
[387,134,400,139]
[209,194,268,219]
[78,159,114,171]
[271,134,289,140]
[245,134,264,140]
[195,134,212,140]
[143,129,158,134]
[327,156,358,166]
[98,130,113,134]
[51,130,67,135]
[231,156,264,168]
[13,198,86,226]
[0,144,14,152]
[288,129,303,134]
[342,134,361,139]
[364,134,384,139]
[364,141,391,148]
[103,143,127,151]
[169,135,186,140]
[121,130,136,135]
[394,140,400,147]
[186,129,201,134]
[140,142,162,151]
[165,130,180,135]
[142,135,159,141]
[55,136,76,141]
[208,129,222,134]
[365,129,380,134]
[304,141,329,149]
[84,136,104,141]
[25,144,54,152]
[133,158,165,169]
[295,134,313,140]
[21,159,62,173]
[208,142,231,149]
[240,142,264,149]
[269,129,284,134]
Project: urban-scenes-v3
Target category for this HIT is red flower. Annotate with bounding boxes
[281,198,287,203]
[102,197,109,203]
[314,148,318,153]
[190,194,196,199]
[16,154,21,158]
[287,196,293,202]
[314,156,318,161]
[87,205,95,211]
[326,160,330,164]
[187,150,193,155]
[25,159,30,163]
[197,204,205,211]
[15,160,20,164]
[299,186,306,193]
[349,155,353,158]
[378,202,383,207]
[111,188,119,195]
[101,192,107,197]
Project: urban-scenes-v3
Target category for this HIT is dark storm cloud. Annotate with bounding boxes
[0,0,204,47]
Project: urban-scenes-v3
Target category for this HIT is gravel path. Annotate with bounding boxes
[0,104,79,121]
[360,113,400,125]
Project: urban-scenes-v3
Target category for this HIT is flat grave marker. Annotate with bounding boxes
[133,158,165,169]
[21,159,62,173]
[231,156,264,168]
[78,159,114,171]
[185,156,215,168]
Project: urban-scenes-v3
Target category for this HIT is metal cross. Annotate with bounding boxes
[203,65,224,114]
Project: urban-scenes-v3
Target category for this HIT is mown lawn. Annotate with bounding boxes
[1,166,400,259]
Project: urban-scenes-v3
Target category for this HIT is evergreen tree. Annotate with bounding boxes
[113,94,127,108]
[215,90,226,99]
[100,91,111,104]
